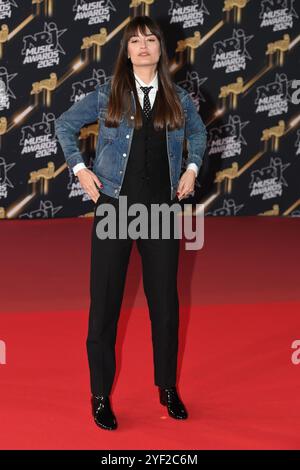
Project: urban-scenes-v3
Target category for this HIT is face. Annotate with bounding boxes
[127,26,161,67]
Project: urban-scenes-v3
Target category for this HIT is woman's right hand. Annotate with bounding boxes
[76,168,103,203]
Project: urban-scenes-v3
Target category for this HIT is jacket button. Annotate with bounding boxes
[123,153,126,157]
[119,170,123,174]
[126,134,130,138]
[130,115,134,120]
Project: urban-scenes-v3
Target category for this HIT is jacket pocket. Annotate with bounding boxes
[94,145,119,182]
[99,108,120,142]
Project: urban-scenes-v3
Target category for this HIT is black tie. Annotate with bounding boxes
[140,86,153,118]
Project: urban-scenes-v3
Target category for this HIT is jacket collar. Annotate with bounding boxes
[133,70,158,91]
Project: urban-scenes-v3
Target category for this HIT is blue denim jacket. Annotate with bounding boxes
[55,78,207,200]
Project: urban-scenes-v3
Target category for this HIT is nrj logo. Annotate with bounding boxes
[205,199,244,216]
[212,29,253,74]
[0,340,6,364]
[208,115,249,159]
[255,73,295,117]
[0,156,15,199]
[177,71,207,111]
[295,129,300,156]
[67,163,94,201]
[291,79,300,105]
[19,200,63,219]
[21,22,67,69]
[94,197,205,251]
[73,0,116,25]
[0,0,17,20]
[20,113,57,159]
[259,0,298,31]
[70,69,110,103]
[249,157,290,200]
[168,0,209,28]
[0,68,18,111]
[291,340,300,364]
[290,209,300,217]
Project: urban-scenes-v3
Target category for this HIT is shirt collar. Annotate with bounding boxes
[134,70,158,91]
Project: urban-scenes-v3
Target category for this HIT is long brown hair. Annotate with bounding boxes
[105,15,184,131]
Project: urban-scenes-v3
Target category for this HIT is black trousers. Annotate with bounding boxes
[86,190,180,396]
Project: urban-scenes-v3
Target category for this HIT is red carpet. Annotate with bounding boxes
[0,216,299,449]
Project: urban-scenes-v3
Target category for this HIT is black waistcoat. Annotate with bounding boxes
[119,95,171,206]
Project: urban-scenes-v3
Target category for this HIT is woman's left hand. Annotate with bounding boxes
[176,169,196,201]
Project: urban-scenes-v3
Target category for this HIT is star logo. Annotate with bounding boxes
[0,156,15,188]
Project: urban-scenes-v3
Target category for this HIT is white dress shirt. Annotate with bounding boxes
[72,72,198,177]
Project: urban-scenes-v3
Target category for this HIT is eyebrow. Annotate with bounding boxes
[130,33,156,38]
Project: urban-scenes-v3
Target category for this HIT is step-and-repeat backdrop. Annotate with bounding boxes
[0,0,299,219]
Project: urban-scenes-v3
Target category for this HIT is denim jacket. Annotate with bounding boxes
[55,78,207,200]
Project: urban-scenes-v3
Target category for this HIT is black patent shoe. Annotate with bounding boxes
[91,395,118,430]
[159,386,188,419]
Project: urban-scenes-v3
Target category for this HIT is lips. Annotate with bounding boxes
[139,53,150,56]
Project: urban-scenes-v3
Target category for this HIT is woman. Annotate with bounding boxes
[55,15,207,431]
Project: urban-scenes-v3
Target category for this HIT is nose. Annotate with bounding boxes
[140,38,148,48]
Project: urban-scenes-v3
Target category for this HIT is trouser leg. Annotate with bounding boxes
[136,217,180,388]
[86,197,133,396]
